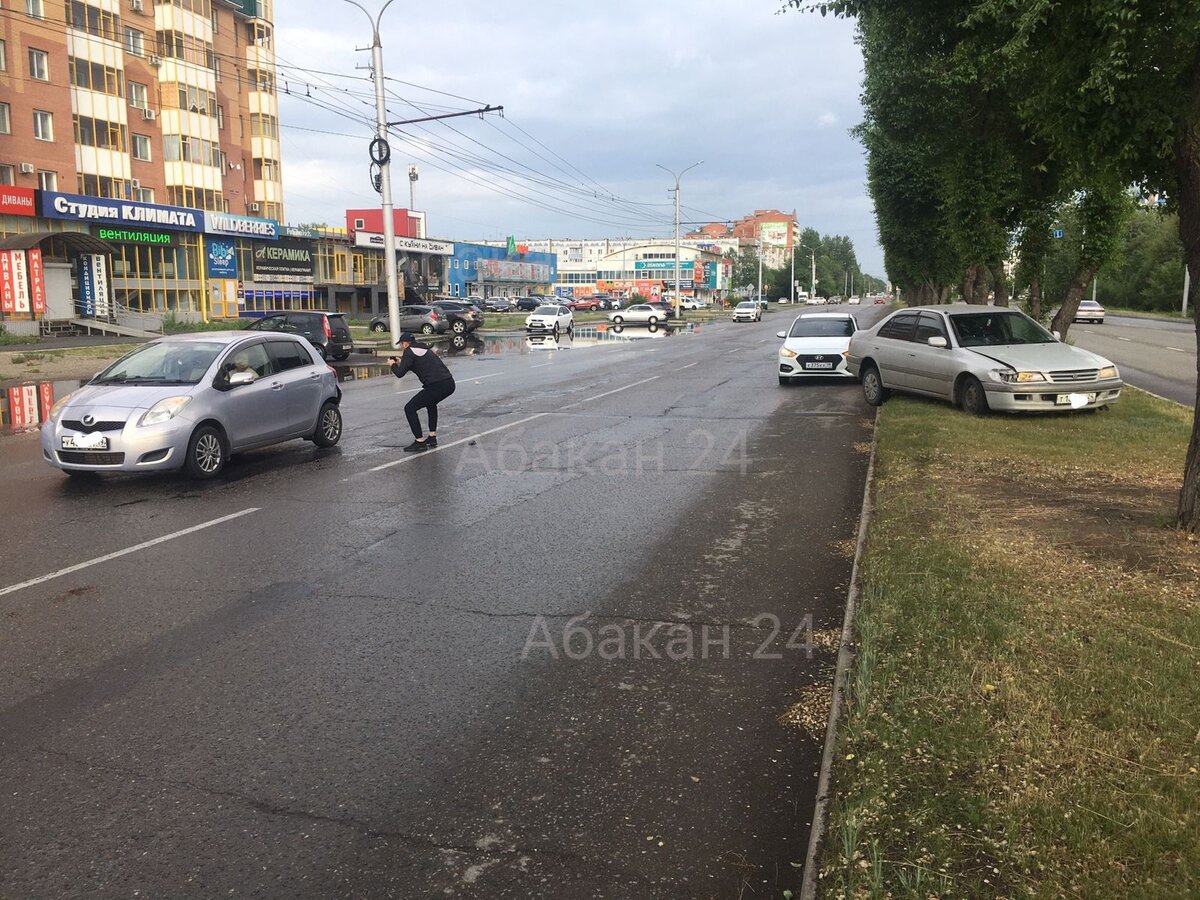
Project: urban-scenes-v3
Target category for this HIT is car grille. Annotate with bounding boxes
[795,354,842,368]
[62,419,125,433]
[1049,369,1099,383]
[58,450,125,465]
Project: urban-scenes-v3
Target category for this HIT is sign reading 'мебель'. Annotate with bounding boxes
[41,191,202,232]
[204,211,278,240]
[252,239,313,283]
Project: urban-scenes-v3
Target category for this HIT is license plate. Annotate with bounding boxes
[62,433,109,450]
[1055,392,1096,407]
[805,362,835,370]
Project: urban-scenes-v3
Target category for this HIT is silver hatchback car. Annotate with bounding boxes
[846,304,1123,414]
[41,332,343,478]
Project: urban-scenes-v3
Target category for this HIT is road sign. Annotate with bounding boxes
[1052,229,1064,239]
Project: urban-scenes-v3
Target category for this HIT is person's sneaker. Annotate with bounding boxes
[402,440,427,452]
[426,435,438,449]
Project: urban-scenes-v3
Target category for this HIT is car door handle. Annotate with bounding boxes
[270,381,285,391]
[309,372,321,380]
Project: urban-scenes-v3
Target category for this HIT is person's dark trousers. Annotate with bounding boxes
[404,379,456,439]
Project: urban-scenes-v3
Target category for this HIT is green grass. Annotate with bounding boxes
[161,315,247,334]
[0,329,39,346]
[1101,307,1193,321]
[821,391,1200,899]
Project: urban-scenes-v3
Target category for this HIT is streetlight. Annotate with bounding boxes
[798,243,817,302]
[344,0,401,345]
[656,160,703,320]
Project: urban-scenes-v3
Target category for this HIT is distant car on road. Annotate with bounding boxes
[1072,299,1106,324]
[777,312,859,384]
[608,303,670,326]
[848,296,862,305]
[525,304,574,334]
[244,310,353,361]
[41,332,342,479]
[368,305,447,336]
[847,304,1123,414]
[732,301,762,323]
[430,299,483,334]
[513,297,542,312]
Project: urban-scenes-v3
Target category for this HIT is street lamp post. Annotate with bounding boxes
[656,160,703,320]
[344,0,402,345]
[757,240,763,306]
[798,243,817,302]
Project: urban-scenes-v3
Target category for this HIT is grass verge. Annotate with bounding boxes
[820,390,1200,899]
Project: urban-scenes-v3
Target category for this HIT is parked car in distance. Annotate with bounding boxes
[777,312,859,383]
[484,297,514,313]
[514,296,542,312]
[571,296,602,312]
[732,301,762,322]
[368,305,448,336]
[1073,299,1106,324]
[608,303,671,326]
[681,298,705,310]
[41,332,342,479]
[526,304,574,334]
[593,295,621,310]
[848,295,862,305]
[244,310,353,360]
[847,304,1123,414]
[430,299,483,334]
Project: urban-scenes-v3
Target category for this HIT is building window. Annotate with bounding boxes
[33,110,53,141]
[135,187,154,203]
[0,40,7,72]
[26,0,45,18]
[132,133,151,160]
[37,171,57,191]
[0,166,14,186]
[217,105,224,129]
[128,81,148,109]
[74,114,128,152]
[67,0,122,41]
[70,57,125,96]
[0,103,9,135]
[28,48,49,81]
[125,28,144,56]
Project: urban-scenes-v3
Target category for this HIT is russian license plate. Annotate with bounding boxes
[62,433,109,450]
[1055,392,1096,407]
[805,362,835,370]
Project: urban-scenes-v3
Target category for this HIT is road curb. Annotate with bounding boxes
[799,406,880,900]
[1129,384,1191,409]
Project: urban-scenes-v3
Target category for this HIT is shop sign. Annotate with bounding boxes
[204,211,278,240]
[27,248,45,314]
[252,239,313,282]
[97,227,176,246]
[78,254,110,317]
[0,186,37,217]
[354,232,454,255]
[41,191,201,231]
[7,385,39,428]
[207,241,238,279]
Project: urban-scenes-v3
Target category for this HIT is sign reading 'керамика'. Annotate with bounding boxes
[40,191,202,232]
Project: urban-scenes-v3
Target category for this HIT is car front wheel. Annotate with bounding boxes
[451,320,467,334]
[312,401,343,447]
[370,322,386,333]
[861,364,889,407]
[959,375,990,416]
[421,323,435,335]
[611,315,623,324]
[185,424,226,479]
[648,316,658,325]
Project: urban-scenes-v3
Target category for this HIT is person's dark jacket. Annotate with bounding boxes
[390,343,454,387]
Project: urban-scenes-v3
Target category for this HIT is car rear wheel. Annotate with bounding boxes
[315,343,328,361]
[312,401,343,448]
[370,322,387,333]
[420,323,435,335]
[611,315,623,324]
[552,323,560,334]
[648,316,659,325]
[861,364,889,407]
[185,424,226,479]
[959,375,990,416]
[451,320,467,334]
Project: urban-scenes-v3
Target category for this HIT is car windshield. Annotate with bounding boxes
[534,306,558,314]
[93,341,225,385]
[950,311,1055,346]
[736,302,755,309]
[790,318,855,337]
[247,316,287,331]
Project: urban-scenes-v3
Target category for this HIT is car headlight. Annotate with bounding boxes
[1099,365,1118,379]
[48,393,74,424]
[994,369,1047,384]
[780,348,798,359]
[138,396,191,427]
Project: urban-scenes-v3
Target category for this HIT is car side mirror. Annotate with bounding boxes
[228,370,256,386]
[776,330,787,339]
[1051,330,1061,341]
[927,336,948,349]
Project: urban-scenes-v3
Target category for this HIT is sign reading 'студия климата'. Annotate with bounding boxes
[40,191,202,231]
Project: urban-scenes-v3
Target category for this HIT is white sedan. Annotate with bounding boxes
[525,304,574,334]
[777,313,859,384]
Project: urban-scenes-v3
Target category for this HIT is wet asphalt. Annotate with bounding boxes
[0,306,884,899]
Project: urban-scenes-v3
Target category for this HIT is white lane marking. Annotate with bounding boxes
[394,388,420,396]
[463,371,505,381]
[531,362,553,368]
[641,348,661,353]
[676,362,699,371]
[0,508,261,599]
[1167,346,1188,353]
[561,376,661,410]
[1118,337,1132,342]
[758,338,768,343]
[725,348,741,354]
[368,413,549,472]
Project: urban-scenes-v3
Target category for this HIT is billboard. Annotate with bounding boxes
[207,240,239,279]
[78,254,110,317]
[27,248,46,314]
[759,222,789,247]
[252,239,313,283]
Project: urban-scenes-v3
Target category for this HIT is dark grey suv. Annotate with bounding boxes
[245,311,353,360]
[429,300,483,334]
[368,305,449,336]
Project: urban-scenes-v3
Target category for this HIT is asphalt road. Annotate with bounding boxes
[0,307,884,899]
[1070,314,1198,407]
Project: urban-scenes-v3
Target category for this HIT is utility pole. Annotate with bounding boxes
[408,165,418,215]
[789,234,795,304]
[757,240,764,306]
[345,0,401,345]
[1184,265,1191,316]
[656,161,703,320]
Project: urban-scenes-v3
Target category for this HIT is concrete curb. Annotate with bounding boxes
[1129,384,1191,409]
[799,406,881,900]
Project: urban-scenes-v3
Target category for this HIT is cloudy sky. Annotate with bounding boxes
[272,1,881,275]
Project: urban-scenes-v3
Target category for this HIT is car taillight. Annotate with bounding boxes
[431,312,439,320]
[323,317,333,338]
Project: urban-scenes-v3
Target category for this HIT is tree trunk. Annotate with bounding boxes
[991,262,1010,307]
[1029,278,1043,321]
[1173,55,1200,531]
[1049,266,1097,340]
